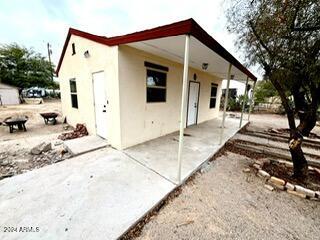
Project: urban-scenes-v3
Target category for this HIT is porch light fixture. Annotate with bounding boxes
[231,74,235,79]
[193,73,197,81]
[202,63,209,70]
[84,50,90,58]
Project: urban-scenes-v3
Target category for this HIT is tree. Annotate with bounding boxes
[0,43,56,89]
[254,80,278,104]
[226,0,320,179]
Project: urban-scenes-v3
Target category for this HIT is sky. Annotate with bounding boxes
[0,0,261,78]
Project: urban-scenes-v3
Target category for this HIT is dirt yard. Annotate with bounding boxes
[0,100,68,141]
[0,100,73,179]
[134,113,320,240]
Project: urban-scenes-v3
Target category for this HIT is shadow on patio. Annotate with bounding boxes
[124,115,248,184]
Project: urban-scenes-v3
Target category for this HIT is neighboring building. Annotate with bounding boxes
[0,83,20,105]
[56,19,256,150]
[221,80,252,99]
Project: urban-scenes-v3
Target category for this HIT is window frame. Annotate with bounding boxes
[69,78,78,109]
[145,67,167,103]
[209,83,218,109]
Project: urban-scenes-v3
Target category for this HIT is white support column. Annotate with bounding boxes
[219,63,232,145]
[248,80,256,121]
[177,35,190,184]
[239,76,249,128]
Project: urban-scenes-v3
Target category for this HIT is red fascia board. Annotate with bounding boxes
[189,19,257,81]
[55,19,192,76]
[105,19,192,46]
[55,28,109,75]
[56,18,257,81]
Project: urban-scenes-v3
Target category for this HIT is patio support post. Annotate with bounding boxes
[177,34,190,184]
[219,63,232,145]
[248,80,256,121]
[239,76,249,128]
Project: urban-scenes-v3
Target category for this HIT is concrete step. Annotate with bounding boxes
[63,135,109,156]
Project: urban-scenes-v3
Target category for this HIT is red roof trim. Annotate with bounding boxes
[105,19,192,46]
[189,19,256,81]
[56,18,256,81]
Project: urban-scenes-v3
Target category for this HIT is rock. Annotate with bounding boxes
[0,159,11,166]
[257,170,270,179]
[264,184,274,191]
[308,166,314,171]
[53,140,64,146]
[269,182,285,190]
[0,172,14,180]
[295,185,316,198]
[30,142,52,155]
[287,189,306,199]
[200,163,211,173]
[243,168,251,173]
[30,146,42,155]
[253,163,261,170]
[42,143,52,153]
[285,161,293,168]
[314,168,320,176]
[285,182,295,191]
[315,191,320,198]
[269,176,285,186]
[0,154,8,160]
[13,158,29,163]
[269,128,281,134]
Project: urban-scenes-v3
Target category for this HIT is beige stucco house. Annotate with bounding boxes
[57,19,256,150]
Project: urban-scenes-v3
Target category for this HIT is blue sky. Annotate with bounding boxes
[0,0,260,78]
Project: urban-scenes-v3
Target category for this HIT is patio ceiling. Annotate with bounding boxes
[126,35,251,82]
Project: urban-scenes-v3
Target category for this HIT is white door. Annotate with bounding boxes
[93,71,108,139]
[187,81,200,126]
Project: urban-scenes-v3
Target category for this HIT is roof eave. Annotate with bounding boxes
[56,18,257,81]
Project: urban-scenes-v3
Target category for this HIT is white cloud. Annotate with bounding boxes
[0,0,261,78]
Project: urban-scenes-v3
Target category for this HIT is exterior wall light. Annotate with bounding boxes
[202,63,209,70]
[84,50,90,58]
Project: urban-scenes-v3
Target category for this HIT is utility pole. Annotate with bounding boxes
[47,43,54,81]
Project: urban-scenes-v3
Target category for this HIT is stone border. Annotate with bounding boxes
[252,159,320,200]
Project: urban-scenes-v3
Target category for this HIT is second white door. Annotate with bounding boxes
[93,71,108,139]
[187,81,200,126]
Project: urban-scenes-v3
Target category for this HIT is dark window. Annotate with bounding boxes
[144,61,169,72]
[72,43,76,55]
[70,79,78,108]
[210,83,218,108]
[146,69,166,102]
[222,88,237,99]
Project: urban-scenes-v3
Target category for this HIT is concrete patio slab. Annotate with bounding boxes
[0,148,175,240]
[125,116,247,183]
[63,135,109,156]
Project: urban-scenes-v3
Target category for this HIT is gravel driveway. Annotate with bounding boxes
[136,152,320,240]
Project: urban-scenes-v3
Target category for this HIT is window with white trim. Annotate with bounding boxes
[69,78,78,108]
[209,83,218,108]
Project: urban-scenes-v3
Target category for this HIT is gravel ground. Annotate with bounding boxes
[135,113,320,240]
[136,152,320,240]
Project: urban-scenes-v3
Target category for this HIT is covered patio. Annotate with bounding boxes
[118,19,257,183]
[125,114,248,184]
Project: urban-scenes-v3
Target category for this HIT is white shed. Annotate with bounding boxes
[0,83,20,105]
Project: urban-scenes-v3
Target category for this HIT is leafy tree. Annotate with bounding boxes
[227,0,320,178]
[254,80,278,104]
[0,43,56,89]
